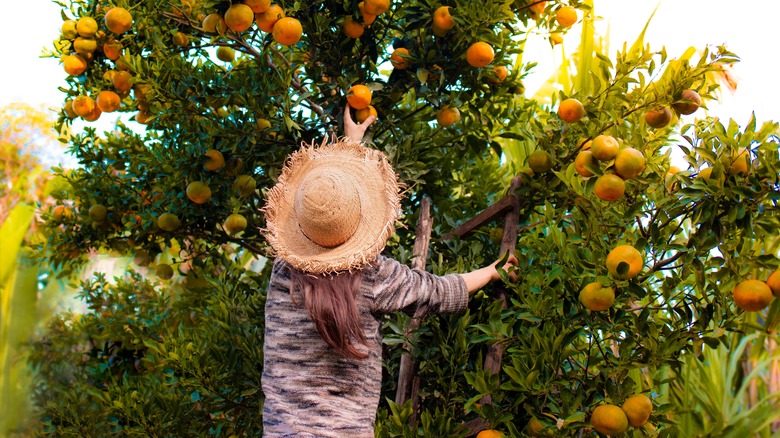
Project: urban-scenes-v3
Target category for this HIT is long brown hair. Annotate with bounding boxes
[289,269,369,359]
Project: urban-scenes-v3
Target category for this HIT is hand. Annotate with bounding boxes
[490,253,518,282]
[344,104,376,143]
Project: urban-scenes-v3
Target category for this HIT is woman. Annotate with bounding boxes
[260,105,516,437]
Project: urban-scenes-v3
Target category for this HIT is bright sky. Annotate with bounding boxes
[3,0,778,165]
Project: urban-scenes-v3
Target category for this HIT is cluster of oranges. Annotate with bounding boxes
[200,1,302,46]
[342,0,390,38]
[732,272,780,312]
[579,244,644,311]
[590,394,653,435]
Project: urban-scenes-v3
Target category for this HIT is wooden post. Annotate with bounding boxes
[394,197,433,418]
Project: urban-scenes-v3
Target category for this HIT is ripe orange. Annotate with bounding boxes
[52,205,74,221]
[432,6,456,32]
[578,138,592,150]
[173,31,190,47]
[466,42,494,68]
[343,16,365,38]
[88,204,107,222]
[82,106,102,122]
[665,165,681,190]
[358,2,377,25]
[224,213,248,234]
[363,0,390,15]
[529,1,547,19]
[234,175,257,195]
[697,167,721,182]
[273,17,302,45]
[733,279,773,312]
[475,430,503,438]
[244,0,271,13]
[76,16,98,37]
[673,89,701,115]
[136,109,152,125]
[225,4,255,32]
[590,405,629,436]
[557,98,585,123]
[105,7,133,34]
[591,135,619,161]
[488,65,508,83]
[256,118,272,130]
[103,39,123,60]
[622,394,653,427]
[528,150,554,173]
[724,147,751,176]
[645,106,672,128]
[61,20,78,39]
[594,173,625,201]
[135,83,152,101]
[579,282,615,311]
[186,181,212,204]
[74,37,98,54]
[347,84,372,110]
[436,105,460,127]
[526,417,553,437]
[256,5,285,32]
[216,46,235,62]
[72,95,96,117]
[355,105,377,123]
[113,70,133,92]
[202,13,227,34]
[155,263,175,280]
[614,147,646,180]
[767,270,780,297]
[555,6,577,27]
[390,48,411,70]
[549,33,563,45]
[606,244,643,280]
[574,150,596,177]
[157,213,181,231]
[63,54,87,76]
[63,100,78,118]
[96,90,121,112]
[204,149,225,171]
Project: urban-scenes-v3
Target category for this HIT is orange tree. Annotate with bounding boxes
[29,0,780,436]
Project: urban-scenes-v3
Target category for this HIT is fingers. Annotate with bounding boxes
[344,104,354,125]
[360,115,376,128]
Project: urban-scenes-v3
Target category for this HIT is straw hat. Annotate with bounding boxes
[262,138,401,274]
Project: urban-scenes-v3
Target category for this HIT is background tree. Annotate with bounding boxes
[29,0,780,436]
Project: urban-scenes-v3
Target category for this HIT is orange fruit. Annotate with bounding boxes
[590,405,629,436]
[528,150,554,173]
[555,6,577,27]
[342,16,365,38]
[363,0,390,15]
[225,157,245,177]
[63,100,78,118]
[697,167,721,182]
[436,105,460,127]
[606,244,643,280]
[346,84,372,110]
[645,106,672,128]
[61,20,78,39]
[390,48,411,70]
[76,16,98,37]
[103,39,123,60]
[665,165,681,190]
[256,5,285,32]
[355,105,377,123]
[359,3,377,25]
[594,173,625,201]
[767,270,780,297]
[723,147,751,176]
[186,181,212,204]
[526,417,553,437]
[204,149,225,171]
[476,430,503,438]
[63,54,87,76]
[549,33,563,45]
[72,95,96,117]
[733,279,773,312]
[88,204,107,222]
[256,118,272,130]
[488,65,508,83]
[216,46,235,62]
[432,6,456,32]
[225,4,255,32]
[82,105,102,122]
[591,135,619,161]
[105,7,133,34]
[673,89,701,115]
[52,205,74,221]
[614,147,646,180]
[136,109,152,125]
[578,138,592,150]
[155,263,175,280]
[579,282,615,311]
[202,13,227,34]
[244,0,271,13]
[173,31,189,47]
[157,213,181,231]
[224,213,248,234]
[529,1,547,19]
[112,70,133,92]
[96,90,121,112]
[135,83,152,101]
[622,394,653,427]
[273,17,302,45]
[233,175,257,195]
[466,42,494,68]
[574,150,596,177]
[557,98,585,123]
[133,250,152,267]
[74,37,98,54]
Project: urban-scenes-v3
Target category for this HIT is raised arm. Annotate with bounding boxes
[344,103,376,143]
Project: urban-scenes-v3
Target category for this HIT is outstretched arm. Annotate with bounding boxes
[460,254,518,294]
[344,103,376,143]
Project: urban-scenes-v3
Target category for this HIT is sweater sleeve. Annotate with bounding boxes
[366,255,468,315]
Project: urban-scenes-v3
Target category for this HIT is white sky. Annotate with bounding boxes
[2,0,778,159]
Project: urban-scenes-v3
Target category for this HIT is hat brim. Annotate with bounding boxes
[262,139,401,274]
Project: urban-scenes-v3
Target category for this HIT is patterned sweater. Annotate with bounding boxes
[262,255,468,437]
